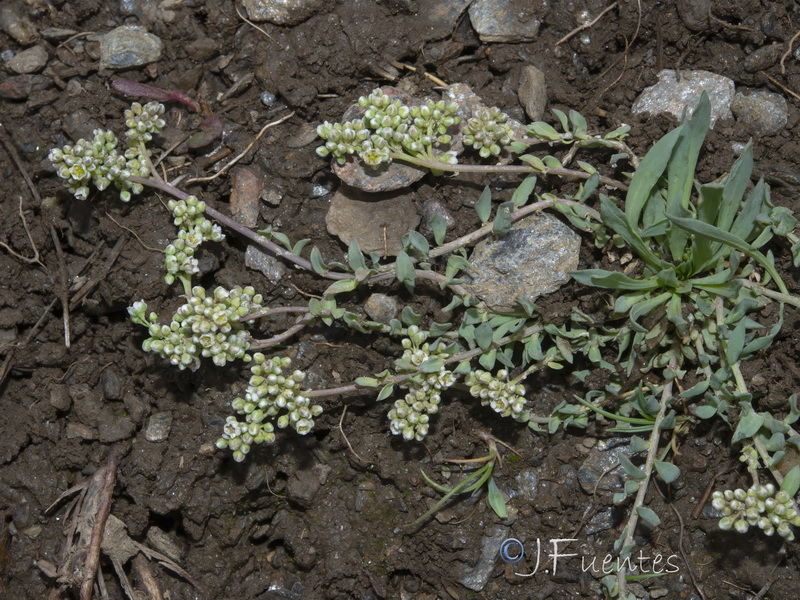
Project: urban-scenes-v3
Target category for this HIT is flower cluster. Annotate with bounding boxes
[48,101,166,201]
[316,88,460,168]
[124,101,166,144]
[463,107,514,158]
[388,326,457,441]
[712,484,800,540]
[216,355,323,462]
[128,285,263,371]
[164,196,224,288]
[465,369,528,421]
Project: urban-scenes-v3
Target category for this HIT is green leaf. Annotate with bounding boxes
[291,238,311,256]
[636,506,661,528]
[271,230,292,250]
[479,349,496,370]
[324,278,358,296]
[355,377,378,388]
[629,436,650,453]
[475,186,492,223]
[395,251,416,292]
[487,477,507,518]
[664,93,710,261]
[732,403,765,444]
[347,240,366,272]
[600,195,663,269]
[403,231,430,259]
[376,383,395,401]
[570,269,661,291]
[519,154,546,171]
[718,141,754,234]
[420,357,444,373]
[511,174,537,208]
[492,201,513,235]
[569,109,588,138]
[528,121,561,141]
[780,465,800,497]
[654,461,680,484]
[310,247,327,275]
[619,454,647,481]
[400,306,421,326]
[695,405,717,419]
[430,213,447,245]
[625,126,682,227]
[474,321,493,351]
[725,317,747,364]
[668,214,788,294]
[552,108,569,132]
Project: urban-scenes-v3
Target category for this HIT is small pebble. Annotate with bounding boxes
[0,5,38,45]
[731,90,788,136]
[469,0,541,43]
[99,25,163,70]
[145,411,173,442]
[242,0,325,25]
[8,45,48,74]
[245,245,286,285]
[230,166,266,227]
[364,294,399,324]
[517,64,547,121]
[260,91,276,107]
[310,184,330,197]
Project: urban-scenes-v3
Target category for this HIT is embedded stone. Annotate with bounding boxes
[463,213,580,313]
[99,26,163,70]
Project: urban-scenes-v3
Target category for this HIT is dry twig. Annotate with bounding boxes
[0,196,42,266]
[781,29,800,74]
[555,2,618,46]
[49,226,71,349]
[185,111,295,184]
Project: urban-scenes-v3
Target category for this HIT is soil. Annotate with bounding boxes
[2,1,800,599]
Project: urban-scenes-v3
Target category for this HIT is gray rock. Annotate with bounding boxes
[518,65,547,121]
[469,0,541,43]
[0,5,38,45]
[583,507,618,535]
[286,468,322,506]
[99,26,163,70]
[632,69,735,128]
[458,525,509,591]
[242,0,325,26]
[364,293,399,324]
[245,245,287,285]
[145,411,173,442]
[101,368,123,400]
[415,0,473,42]
[732,90,788,136]
[8,45,48,74]
[676,0,711,31]
[230,166,265,227]
[577,439,630,494]
[325,185,420,256]
[743,43,783,73]
[463,213,580,313]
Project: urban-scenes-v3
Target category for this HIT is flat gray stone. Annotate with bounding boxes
[326,186,420,256]
[469,0,541,43]
[99,25,162,70]
[245,245,286,285]
[732,90,788,136]
[518,65,547,121]
[457,525,509,591]
[632,69,735,128]
[577,439,630,494]
[145,411,173,442]
[8,45,47,74]
[463,214,579,313]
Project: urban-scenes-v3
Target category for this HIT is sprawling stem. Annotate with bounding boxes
[617,353,678,598]
[391,152,629,191]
